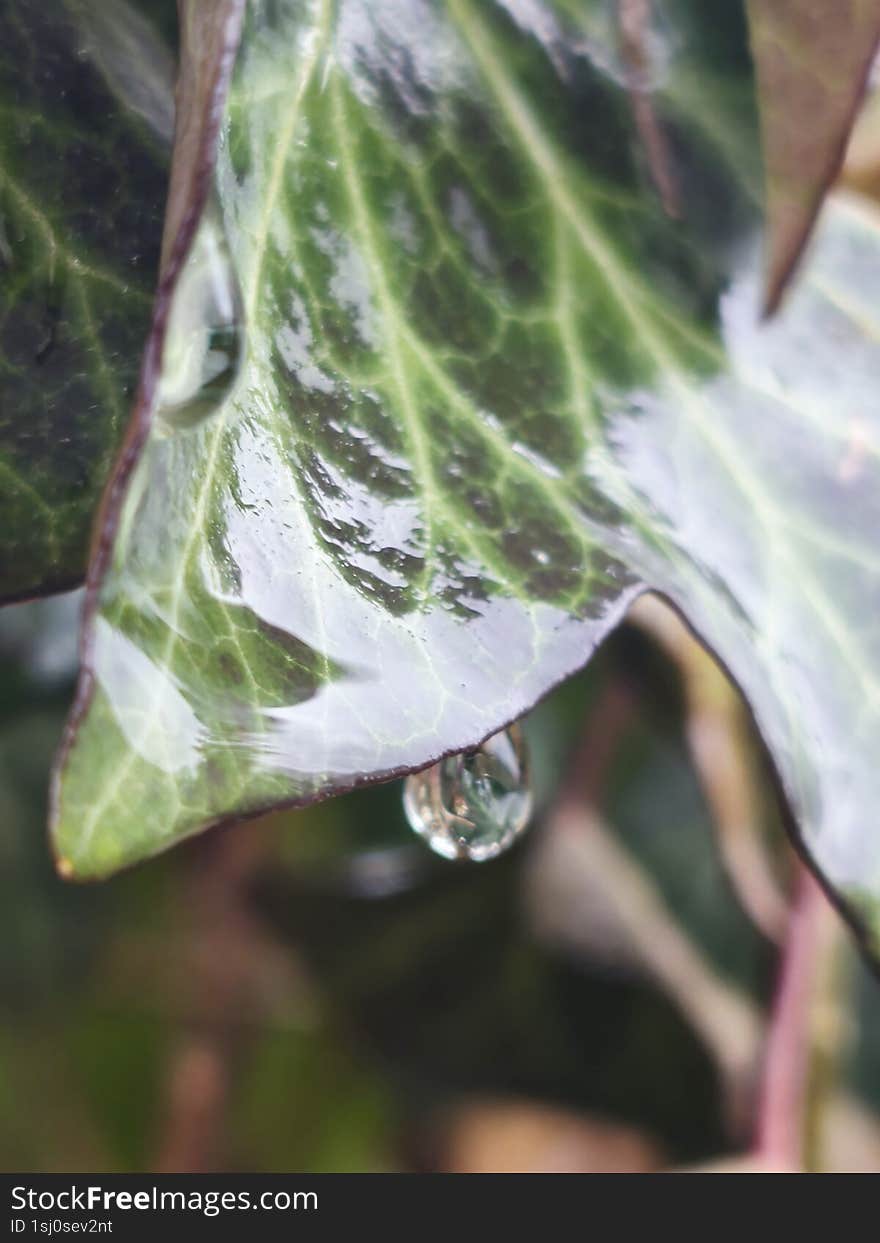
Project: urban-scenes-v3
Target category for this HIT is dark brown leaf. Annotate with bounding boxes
[747,0,880,313]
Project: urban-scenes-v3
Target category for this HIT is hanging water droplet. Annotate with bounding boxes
[156,206,243,431]
[403,724,532,862]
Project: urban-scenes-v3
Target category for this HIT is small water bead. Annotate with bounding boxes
[156,208,243,431]
[403,725,533,862]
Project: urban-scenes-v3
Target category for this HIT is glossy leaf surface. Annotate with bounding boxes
[0,0,174,601]
[52,1,880,959]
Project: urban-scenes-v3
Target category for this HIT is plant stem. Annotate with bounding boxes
[529,675,763,1135]
[631,595,789,944]
[753,864,838,1170]
[154,822,275,1172]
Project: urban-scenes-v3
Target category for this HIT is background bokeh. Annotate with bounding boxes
[2,590,879,1172]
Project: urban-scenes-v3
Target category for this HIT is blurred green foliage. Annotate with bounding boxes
[1,593,878,1171]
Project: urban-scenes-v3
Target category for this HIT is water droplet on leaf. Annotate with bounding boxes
[403,725,532,861]
[156,208,243,431]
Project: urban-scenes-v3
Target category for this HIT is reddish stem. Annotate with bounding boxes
[753,865,829,1170]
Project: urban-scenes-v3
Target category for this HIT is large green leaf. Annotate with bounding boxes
[0,0,176,602]
[50,0,880,958]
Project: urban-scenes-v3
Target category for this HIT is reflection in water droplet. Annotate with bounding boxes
[403,724,532,862]
[156,208,243,431]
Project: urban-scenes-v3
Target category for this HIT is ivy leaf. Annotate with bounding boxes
[0,0,174,602]
[51,0,880,960]
[747,0,880,312]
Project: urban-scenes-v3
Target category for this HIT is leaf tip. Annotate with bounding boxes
[760,276,785,321]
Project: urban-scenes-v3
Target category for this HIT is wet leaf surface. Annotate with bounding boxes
[50,1,880,960]
[0,0,175,601]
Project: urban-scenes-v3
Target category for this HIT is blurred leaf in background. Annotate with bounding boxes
[0,0,176,601]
